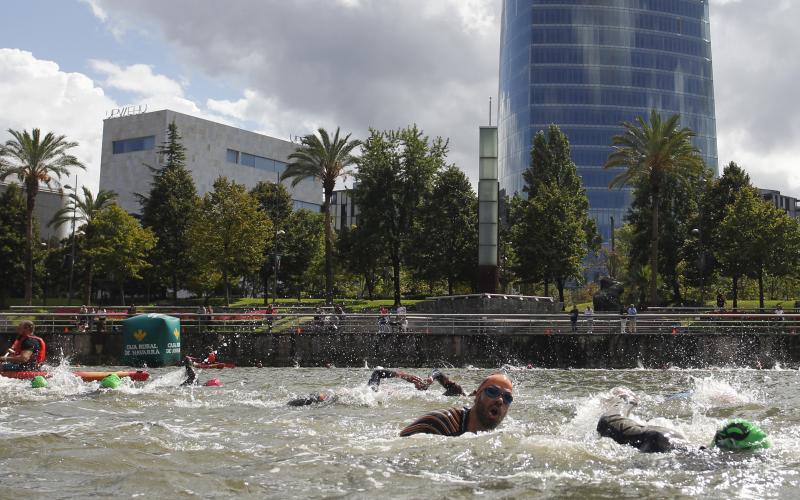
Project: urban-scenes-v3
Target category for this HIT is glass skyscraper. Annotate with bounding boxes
[498,0,717,241]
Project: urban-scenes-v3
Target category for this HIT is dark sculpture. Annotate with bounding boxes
[593,277,624,312]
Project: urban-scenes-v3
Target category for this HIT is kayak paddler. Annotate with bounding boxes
[2,321,46,371]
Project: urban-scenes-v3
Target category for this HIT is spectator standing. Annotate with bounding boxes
[396,304,407,333]
[584,306,594,333]
[569,306,579,333]
[716,293,725,311]
[627,304,638,333]
[619,307,627,334]
[97,308,107,334]
[775,304,784,322]
[127,304,137,317]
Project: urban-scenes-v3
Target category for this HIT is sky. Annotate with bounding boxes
[0,0,797,198]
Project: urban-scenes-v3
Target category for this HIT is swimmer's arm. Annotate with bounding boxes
[431,371,465,396]
[395,371,432,391]
[2,349,32,364]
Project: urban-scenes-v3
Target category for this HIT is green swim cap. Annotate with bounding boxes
[100,374,121,389]
[713,419,770,451]
[31,375,47,389]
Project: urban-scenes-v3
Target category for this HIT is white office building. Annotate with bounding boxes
[99,109,322,215]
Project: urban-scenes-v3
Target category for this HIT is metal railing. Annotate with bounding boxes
[2,311,800,337]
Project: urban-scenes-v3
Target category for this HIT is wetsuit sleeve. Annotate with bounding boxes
[597,413,675,453]
[287,393,327,406]
[400,408,466,437]
[368,369,397,390]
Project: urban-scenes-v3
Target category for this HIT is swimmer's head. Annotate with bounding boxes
[31,375,47,389]
[713,419,770,451]
[100,374,121,389]
[473,372,513,431]
[203,378,222,387]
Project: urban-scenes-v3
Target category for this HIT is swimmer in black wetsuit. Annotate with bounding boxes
[368,368,466,396]
[595,386,687,453]
[181,356,197,386]
[287,369,467,406]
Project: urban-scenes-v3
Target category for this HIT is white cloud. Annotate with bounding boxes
[87,0,501,187]
[0,49,114,193]
[90,59,184,97]
[0,50,239,195]
[710,0,800,195]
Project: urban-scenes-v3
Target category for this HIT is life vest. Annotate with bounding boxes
[206,351,217,363]
[9,334,46,364]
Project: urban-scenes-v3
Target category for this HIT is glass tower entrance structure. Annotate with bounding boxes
[498,0,717,241]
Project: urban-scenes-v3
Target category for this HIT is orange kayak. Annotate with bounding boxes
[192,362,235,369]
[0,370,150,382]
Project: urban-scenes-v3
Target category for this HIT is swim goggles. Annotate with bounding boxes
[484,385,513,405]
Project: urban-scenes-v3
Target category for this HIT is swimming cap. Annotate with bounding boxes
[100,374,121,389]
[31,375,47,389]
[713,419,770,451]
[203,378,222,387]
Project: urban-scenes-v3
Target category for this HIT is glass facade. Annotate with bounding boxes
[498,0,717,241]
[226,148,288,175]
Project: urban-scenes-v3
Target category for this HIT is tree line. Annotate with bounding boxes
[2,110,799,308]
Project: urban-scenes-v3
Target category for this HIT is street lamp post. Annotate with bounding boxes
[272,229,285,305]
[64,176,78,305]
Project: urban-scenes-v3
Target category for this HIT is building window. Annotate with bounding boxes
[112,136,155,154]
[293,200,322,212]
[226,149,239,163]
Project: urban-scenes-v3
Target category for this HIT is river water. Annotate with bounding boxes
[2,364,800,499]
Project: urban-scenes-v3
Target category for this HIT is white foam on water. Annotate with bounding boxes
[690,375,760,407]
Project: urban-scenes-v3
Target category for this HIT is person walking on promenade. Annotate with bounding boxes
[627,304,638,333]
[584,306,594,333]
[569,306,579,333]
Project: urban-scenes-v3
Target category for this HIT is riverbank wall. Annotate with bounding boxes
[4,330,800,369]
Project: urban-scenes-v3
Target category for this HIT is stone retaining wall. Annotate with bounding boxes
[4,330,800,369]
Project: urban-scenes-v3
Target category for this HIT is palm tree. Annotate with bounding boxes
[281,128,360,304]
[604,110,704,305]
[0,128,84,304]
[50,187,117,304]
[50,186,117,230]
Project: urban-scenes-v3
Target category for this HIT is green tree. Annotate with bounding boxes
[281,127,360,304]
[0,128,84,304]
[50,186,117,230]
[83,204,156,305]
[48,186,117,303]
[0,184,27,308]
[513,125,598,303]
[407,165,477,295]
[188,177,271,306]
[626,166,710,304]
[139,121,199,303]
[280,208,325,300]
[687,161,753,301]
[251,181,293,303]
[604,111,705,305]
[354,125,447,305]
[337,223,382,299]
[716,189,800,309]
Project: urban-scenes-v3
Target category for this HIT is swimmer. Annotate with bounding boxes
[368,368,466,396]
[399,372,513,437]
[180,357,223,387]
[596,388,770,453]
[287,392,336,406]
